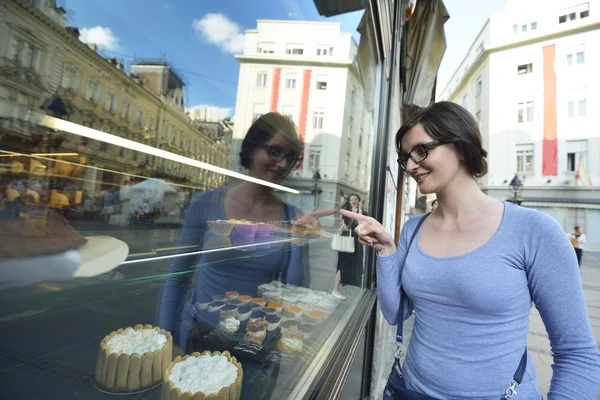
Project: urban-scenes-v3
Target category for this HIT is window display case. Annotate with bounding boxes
[0,0,407,399]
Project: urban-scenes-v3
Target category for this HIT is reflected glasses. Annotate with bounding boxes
[397,141,442,171]
[255,143,299,165]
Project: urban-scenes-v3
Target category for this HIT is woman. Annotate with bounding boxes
[568,225,587,267]
[341,102,600,398]
[158,112,332,352]
[333,194,364,299]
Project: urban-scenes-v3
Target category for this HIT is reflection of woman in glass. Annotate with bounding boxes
[333,194,364,299]
[158,112,327,352]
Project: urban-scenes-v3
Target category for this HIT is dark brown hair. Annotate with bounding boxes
[240,112,301,169]
[395,102,488,178]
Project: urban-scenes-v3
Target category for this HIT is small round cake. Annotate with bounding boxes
[161,351,243,400]
[95,324,172,392]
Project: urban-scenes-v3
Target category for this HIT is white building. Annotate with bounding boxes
[232,20,375,213]
[439,0,600,248]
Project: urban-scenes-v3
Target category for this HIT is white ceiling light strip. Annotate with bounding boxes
[30,112,299,194]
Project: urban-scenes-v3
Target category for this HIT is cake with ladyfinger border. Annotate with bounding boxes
[95,324,172,392]
[161,350,243,400]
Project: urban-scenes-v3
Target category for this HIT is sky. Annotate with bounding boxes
[62,0,363,119]
[436,0,506,98]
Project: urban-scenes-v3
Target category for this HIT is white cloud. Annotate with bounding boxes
[187,104,232,122]
[79,26,120,51]
[192,13,245,54]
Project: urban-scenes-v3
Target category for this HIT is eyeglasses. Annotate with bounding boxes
[255,143,299,165]
[397,141,442,171]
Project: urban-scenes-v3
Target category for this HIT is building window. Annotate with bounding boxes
[559,3,589,23]
[136,109,144,126]
[86,79,99,103]
[282,105,296,124]
[351,87,357,103]
[312,109,324,129]
[531,21,537,30]
[566,45,585,65]
[516,144,534,173]
[513,24,518,34]
[285,44,304,55]
[105,92,116,112]
[566,140,587,172]
[61,64,78,90]
[253,104,265,122]
[462,94,468,108]
[475,78,482,96]
[316,74,327,90]
[122,102,131,120]
[256,71,268,88]
[517,101,534,123]
[308,145,321,170]
[567,88,586,117]
[285,73,297,89]
[517,63,533,74]
[521,24,528,32]
[344,153,350,179]
[359,129,364,148]
[316,46,333,56]
[257,42,275,54]
[348,117,353,138]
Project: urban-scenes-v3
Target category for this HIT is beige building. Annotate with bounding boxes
[0,0,228,195]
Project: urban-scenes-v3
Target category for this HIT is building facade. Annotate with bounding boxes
[439,0,600,248]
[232,20,375,214]
[0,0,229,196]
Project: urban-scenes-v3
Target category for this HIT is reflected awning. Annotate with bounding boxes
[404,0,449,107]
[313,0,364,17]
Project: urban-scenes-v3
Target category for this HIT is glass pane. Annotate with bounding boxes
[568,101,575,117]
[578,99,586,116]
[577,51,585,64]
[0,1,377,399]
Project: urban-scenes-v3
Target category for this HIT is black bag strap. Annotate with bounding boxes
[394,213,528,395]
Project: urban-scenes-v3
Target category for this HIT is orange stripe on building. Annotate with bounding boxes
[297,69,312,170]
[270,68,282,112]
[542,44,557,176]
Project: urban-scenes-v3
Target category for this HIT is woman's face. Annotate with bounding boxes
[400,123,464,195]
[249,132,297,183]
[350,195,360,208]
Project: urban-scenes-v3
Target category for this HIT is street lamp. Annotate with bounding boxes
[311,169,322,211]
[509,174,523,205]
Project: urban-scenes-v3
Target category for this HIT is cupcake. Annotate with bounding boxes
[255,222,273,239]
[196,300,211,311]
[277,322,304,353]
[218,306,240,333]
[252,298,267,308]
[307,311,325,324]
[268,302,283,314]
[207,301,226,312]
[245,311,268,344]
[287,306,303,319]
[225,291,239,300]
[228,299,243,307]
[213,294,228,302]
[247,302,261,310]
[281,310,296,323]
[207,220,235,237]
[266,314,282,331]
[263,307,278,316]
[232,221,259,240]
[238,306,252,322]
[299,323,315,340]
[238,295,252,304]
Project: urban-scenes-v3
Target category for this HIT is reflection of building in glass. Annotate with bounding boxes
[231,20,375,212]
[0,0,229,194]
[439,0,600,247]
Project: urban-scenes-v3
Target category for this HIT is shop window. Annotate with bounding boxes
[516,144,534,174]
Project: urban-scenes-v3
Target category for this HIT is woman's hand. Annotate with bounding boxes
[295,208,337,229]
[339,209,396,256]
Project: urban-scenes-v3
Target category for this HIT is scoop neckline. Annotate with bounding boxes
[415,202,509,261]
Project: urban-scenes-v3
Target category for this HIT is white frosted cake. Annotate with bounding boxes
[161,351,243,400]
[95,324,172,392]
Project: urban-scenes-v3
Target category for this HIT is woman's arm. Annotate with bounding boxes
[156,194,207,333]
[524,212,600,398]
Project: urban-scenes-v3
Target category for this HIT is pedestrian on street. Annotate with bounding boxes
[332,194,365,300]
[568,225,587,267]
[341,102,600,399]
